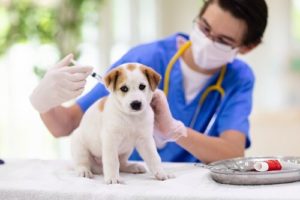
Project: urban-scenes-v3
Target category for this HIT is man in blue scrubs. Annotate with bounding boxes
[30,0,268,163]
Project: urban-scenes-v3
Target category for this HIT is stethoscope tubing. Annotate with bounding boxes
[163,40,226,131]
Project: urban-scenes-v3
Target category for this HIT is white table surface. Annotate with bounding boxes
[0,159,299,200]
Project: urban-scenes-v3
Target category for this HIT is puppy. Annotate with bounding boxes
[71,63,173,184]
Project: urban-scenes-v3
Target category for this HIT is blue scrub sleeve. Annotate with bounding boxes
[216,78,254,148]
[76,83,109,113]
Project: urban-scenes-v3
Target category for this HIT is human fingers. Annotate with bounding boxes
[63,66,93,74]
[64,72,91,82]
[58,87,85,100]
[54,54,74,68]
[59,79,86,91]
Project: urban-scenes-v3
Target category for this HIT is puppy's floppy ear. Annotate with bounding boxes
[141,66,161,91]
[104,68,120,91]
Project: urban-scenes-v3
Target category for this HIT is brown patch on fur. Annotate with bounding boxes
[98,96,108,112]
[140,65,161,91]
[126,63,137,71]
[104,67,127,91]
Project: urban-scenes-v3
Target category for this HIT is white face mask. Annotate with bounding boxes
[190,26,239,70]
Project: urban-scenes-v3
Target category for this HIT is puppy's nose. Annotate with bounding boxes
[130,101,142,111]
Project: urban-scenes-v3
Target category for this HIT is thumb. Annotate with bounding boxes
[54,54,74,68]
[151,94,159,107]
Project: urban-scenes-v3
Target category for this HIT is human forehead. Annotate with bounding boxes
[201,3,247,44]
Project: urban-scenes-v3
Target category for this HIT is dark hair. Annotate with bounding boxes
[199,0,268,46]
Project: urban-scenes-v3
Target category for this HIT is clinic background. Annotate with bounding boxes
[0,0,299,160]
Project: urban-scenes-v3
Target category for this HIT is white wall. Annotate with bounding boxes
[155,0,201,37]
[243,0,300,156]
[241,0,293,112]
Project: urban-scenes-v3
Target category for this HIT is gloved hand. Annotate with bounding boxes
[151,89,187,144]
[30,54,93,113]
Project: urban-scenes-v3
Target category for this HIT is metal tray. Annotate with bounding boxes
[197,156,300,185]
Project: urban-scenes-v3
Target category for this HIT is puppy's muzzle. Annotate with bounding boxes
[130,101,142,111]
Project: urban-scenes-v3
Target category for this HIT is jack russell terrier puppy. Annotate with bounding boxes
[71,63,173,184]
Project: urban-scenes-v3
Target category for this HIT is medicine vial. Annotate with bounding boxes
[254,160,300,172]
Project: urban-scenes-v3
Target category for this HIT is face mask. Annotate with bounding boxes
[190,26,239,70]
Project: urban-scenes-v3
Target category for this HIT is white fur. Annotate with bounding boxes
[71,63,173,184]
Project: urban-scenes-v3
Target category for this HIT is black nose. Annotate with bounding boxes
[130,101,142,111]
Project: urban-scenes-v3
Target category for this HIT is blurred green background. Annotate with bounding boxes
[0,0,104,78]
[0,0,104,55]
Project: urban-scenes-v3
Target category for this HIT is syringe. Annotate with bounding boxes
[70,59,103,83]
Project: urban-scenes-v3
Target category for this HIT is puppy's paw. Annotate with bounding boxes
[104,176,124,184]
[154,170,175,181]
[120,163,147,174]
[75,166,94,179]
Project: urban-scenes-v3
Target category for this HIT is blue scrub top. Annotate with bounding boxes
[76,33,254,163]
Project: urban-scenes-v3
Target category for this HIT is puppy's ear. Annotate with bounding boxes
[104,68,120,91]
[141,66,161,91]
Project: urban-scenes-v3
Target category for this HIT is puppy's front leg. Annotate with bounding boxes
[102,132,123,184]
[71,140,94,179]
[136,136,174,181]
[119,152,147,174]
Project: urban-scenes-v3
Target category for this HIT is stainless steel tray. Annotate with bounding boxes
[197,156,300,185]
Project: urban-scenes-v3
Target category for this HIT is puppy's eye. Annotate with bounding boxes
[120,86,129,93]
[139,84,146,91]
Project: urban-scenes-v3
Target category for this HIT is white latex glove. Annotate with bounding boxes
[30,54,93,113]
[151,89,187,146]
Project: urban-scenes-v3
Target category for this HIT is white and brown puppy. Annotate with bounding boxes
[71,63,173,184]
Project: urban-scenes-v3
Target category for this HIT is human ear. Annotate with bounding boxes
[238,42,260,55]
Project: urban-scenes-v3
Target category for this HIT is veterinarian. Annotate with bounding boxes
[30,0,268,163]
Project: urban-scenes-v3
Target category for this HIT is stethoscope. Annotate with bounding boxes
[163,41,227,134]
